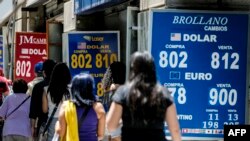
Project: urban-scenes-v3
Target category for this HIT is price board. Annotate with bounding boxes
[149,9,249,139]
[15,32,48,83]
[63,31,120,98]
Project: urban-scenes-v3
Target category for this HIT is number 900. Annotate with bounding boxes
[209,88,237,106]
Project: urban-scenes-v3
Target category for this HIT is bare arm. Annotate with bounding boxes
[30,119,36,136]
[165,104,182,141]
[106,102,122,133]
[42,89,48,113]
[94,102,106,141]
[55,101,66,137]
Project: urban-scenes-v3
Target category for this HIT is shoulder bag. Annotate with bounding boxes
[38,103,59,141]
[78,106,91,129]
[6,95,31,118]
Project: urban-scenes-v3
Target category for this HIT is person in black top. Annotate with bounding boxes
[101,61,126,141]
[106,51,182,141]
[29,59,56,140]
[102,61,126,111]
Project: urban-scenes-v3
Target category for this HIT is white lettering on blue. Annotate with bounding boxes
[185,72,212,80]
[183,34,217,42]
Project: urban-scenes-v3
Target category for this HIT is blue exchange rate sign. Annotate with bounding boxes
[149,10,248,139]
[67,32,119,98]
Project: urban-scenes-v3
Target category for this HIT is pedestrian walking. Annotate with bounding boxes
[0,78,31,141]
[29,59,56,141]
[0,68,12,105]
[102,61,126,111]
[42,62,71,141]
[106,51,182,141]
[27,61,44,96]
[102,61,126,141]
[55,73,106,141]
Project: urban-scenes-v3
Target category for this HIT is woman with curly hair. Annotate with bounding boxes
[102,61,126,111]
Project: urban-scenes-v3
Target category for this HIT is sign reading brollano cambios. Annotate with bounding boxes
[15,32,48,82]
[149,9,249,140]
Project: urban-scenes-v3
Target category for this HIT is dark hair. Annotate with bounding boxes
[13,79,28,93]
[0,81,7,93]
[42,59,56,80]
[127,51,166,121]
[128,51,156,83]
[110,62,126,84]
[71,73,96,106]
[48,62,71,104]
[102,61,126,90]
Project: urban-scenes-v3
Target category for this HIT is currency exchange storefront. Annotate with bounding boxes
[149,9,249,140]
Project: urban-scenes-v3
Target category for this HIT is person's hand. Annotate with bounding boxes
[110,84,119,91]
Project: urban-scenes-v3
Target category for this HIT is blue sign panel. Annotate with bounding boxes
[150,10,249,139]
[67,31,120,98]
[0,36,3,68]
[74,0,127,14]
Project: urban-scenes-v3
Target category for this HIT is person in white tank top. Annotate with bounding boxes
[42,62,71,141]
